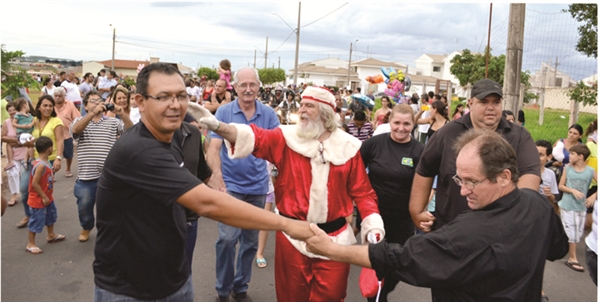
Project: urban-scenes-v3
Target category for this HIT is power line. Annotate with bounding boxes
[301,2,349,28]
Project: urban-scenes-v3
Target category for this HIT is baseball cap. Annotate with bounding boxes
[471,79,503,100]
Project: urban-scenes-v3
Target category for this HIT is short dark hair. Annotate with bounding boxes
[109,71,117,78]
[421,94,429,102]
[428,91,434,98]
[502,110,514,118]
[35,95,57,119]
[5,101,14,111]
[35,136,53,153]
[59,71,66,76]
[13,98,28,112]
[136,63,183,96]
[84,72,93,80]
[535,140,553,156]
[83,91,103,106]
[569,144,591,160]
[100,69,106,73]
[454,129,519,183]
[353,110,367,121]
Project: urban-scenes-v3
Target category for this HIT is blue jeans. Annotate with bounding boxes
[215,191,265,297]
[94,274,193,301]
[185,219,198,272]
[20,160,54,218]
[74,178,98,230]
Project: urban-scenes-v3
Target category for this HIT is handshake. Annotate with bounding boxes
[187,102,220,131]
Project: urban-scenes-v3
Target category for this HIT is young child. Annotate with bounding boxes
[217,59,232,91]
[536,140,560,214]
[5,98,35,171]
[558,144,597,272]
[26,136,66,254]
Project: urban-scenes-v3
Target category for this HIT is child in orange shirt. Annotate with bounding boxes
[26,136,66,254]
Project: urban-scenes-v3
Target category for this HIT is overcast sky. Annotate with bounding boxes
[2,1,597,80]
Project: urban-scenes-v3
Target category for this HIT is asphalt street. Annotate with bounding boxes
[1,157,598,301]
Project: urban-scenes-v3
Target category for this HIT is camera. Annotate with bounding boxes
[104,103,115,111]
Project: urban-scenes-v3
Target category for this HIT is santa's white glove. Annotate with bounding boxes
[367,230,384,244]
[187,101,220,131]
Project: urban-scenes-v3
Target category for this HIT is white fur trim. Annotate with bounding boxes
[301,86,336,108]
[224,123,255,159]
[360,213,386,244]
[283,223,356,259]
[280,126,361,224]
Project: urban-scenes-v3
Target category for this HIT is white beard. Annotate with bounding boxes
[296,113,325,139]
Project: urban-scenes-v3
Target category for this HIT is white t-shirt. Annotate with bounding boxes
[62,80,82,102]
[129,107,141,124]
[539,167,559,195]
[42,86,55,96]
[417,109,431,133]
[372,123,391,136]
[192,86,202,102]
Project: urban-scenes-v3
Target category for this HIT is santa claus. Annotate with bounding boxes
[189,86,384,301]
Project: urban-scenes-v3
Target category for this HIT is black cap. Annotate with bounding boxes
[471,79,503,100]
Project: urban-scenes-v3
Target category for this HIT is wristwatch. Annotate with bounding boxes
[56,156,63,160]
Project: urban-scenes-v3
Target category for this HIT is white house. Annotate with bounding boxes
[414,51,464,96]
[288,58,359,88]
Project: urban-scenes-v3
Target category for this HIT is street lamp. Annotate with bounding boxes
[109,24,116,71]
[272,3,301,86]
[347,39,358,88]
[553,54,570,87]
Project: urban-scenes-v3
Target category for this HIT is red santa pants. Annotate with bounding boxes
[274,231,350,302]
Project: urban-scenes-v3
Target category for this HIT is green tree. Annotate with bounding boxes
[197,67,219,81]
[564,4,598,58]
[257,67,286,85]
[567,80,598,106]
[1,45,39,100]
[450,48,532,100]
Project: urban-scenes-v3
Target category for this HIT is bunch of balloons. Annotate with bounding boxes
[365,74,384,84]
[380,67,412,103]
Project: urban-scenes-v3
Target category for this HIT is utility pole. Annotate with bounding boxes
[253,50,256,69]
[485,3,492,78]
[503,3,525,114]
[553,56,559,86]
[347,40,357,88]
[293,2,301,86]
[538,66,547,125]
[111,26,116,71]
[264,37,268,69]
[278,57,280,69]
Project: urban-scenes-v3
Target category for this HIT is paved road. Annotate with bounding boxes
[1,157,597,301]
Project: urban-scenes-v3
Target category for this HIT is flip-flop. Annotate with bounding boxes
[47,234,66,243]
[565,260,585,272]
[16,219,29,228]
[256,258,267,268]
[65,171,73,178]
[7,200,17,206]
[26,247,43,254]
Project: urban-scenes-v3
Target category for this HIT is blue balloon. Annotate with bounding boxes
[351,93,375,110]
[380,67,390,79]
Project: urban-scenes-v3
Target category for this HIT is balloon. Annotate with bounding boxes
[351,93,375,110]
[404,76,412,91]
[380,67,390,80]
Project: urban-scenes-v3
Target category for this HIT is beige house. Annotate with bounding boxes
[289,58,359,88]
[82,58,195,79]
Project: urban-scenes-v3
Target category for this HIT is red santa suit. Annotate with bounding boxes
[224,122,385,302]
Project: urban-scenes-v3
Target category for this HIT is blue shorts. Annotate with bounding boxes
[63,138,74,159]
[28,202,58,233]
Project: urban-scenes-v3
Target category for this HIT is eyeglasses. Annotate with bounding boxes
[144,94,189,103]
[236,83,259,90]
[452,174,488,190]
[88,98,103,104]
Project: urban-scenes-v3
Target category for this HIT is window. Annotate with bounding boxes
[433,66,441,72]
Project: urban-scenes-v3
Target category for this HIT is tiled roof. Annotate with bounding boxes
[97,59,150,69]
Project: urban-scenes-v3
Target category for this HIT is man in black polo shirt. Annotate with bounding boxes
[93,63,312,301]
[409,79,540,232]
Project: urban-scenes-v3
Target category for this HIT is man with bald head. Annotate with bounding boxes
[205,68,280,302]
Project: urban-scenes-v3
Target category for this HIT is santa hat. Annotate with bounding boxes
[301,86,335,109]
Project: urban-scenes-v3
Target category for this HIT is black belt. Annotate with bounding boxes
[280,213,347,234]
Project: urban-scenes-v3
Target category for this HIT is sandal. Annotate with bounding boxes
[25,247,43,254]
[47,234,66,243]
[65,171,73,178]
[7,199,17,206]
[256,257,267,268]
[16,219,29,228]
[565,260,585,272]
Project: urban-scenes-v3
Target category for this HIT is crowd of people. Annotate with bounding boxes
[0,62,597,302]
